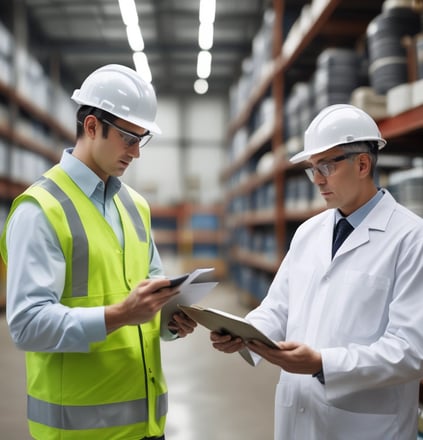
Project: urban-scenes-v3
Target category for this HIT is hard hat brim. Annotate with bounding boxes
[289,137,386,164]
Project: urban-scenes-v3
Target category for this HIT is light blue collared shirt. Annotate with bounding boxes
[4,148,164,352]
[334,189,385,228]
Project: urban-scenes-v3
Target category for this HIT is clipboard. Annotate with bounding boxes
[178,304,279,365]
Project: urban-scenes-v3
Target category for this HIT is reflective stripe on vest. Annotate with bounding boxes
[37,177,147,297]
[118,185,147,242]
[37,176,89,297]
[28,393,168,429]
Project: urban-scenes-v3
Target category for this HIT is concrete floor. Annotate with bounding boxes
[0,263,280,439]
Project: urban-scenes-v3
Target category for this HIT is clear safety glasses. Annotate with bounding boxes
[304,152,365,182]
[102,119,152,149]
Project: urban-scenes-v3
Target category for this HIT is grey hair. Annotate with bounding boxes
[340,141,378,177]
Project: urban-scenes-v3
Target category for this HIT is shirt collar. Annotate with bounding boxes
[335,189,385,228]
[60,148,121,200]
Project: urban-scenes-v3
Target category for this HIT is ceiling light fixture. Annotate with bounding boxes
[118,0,138,26]
[194,79,209,94]
[194,0,216,94]
[118,0,152,83]
[126,24,144,52]
[199,0,216,24]
[197,50,212,79]
[198,22,213,50]
[133,52,152,83]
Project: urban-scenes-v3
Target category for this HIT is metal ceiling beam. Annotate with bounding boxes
[151,0,173,92]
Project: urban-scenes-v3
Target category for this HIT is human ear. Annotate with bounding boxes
[358,154,371,177]
[84,114,98,139]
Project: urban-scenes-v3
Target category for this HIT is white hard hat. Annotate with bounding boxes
[71,64,161,134]
[290,104,386,163]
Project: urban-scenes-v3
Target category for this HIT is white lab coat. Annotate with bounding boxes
[247,190,423,440]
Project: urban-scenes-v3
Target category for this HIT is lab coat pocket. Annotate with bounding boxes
[275,379,294,408]
[327,406,399,440]
[274,379,297,439]
[335,270,391,343]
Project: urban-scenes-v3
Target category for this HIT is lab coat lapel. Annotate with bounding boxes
[315,211,335,266]
[333,191,394,258]
[335,225,369,258]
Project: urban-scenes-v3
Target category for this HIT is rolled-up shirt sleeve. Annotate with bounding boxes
[5,201,106,352]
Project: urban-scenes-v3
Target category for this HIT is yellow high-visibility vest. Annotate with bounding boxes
[1,165,167,440]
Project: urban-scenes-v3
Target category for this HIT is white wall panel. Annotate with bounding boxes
[184,98,227,142]
[123,96,228,206]
[155,98,181,139]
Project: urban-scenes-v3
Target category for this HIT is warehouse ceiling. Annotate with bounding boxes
[0,0,402,99]
[0,0,277,97]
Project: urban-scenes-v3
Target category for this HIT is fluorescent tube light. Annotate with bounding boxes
[198,22,214,50]
[197,50,212,79]
[133,52,152,83]
[199,0,216,23]
[118,0,138,26]
[126,24,144,51]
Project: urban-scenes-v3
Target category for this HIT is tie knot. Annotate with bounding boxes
[332,218,354,258]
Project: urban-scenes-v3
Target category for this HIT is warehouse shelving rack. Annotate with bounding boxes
[0,75,74,311]
[223,0,423,305]
[0,78,69,196]
[151,203,227,280]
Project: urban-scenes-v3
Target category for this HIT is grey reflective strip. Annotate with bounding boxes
[37,177,89,297]
[156,393,168,419]
[27,394,158,429]
[117,185,147,242]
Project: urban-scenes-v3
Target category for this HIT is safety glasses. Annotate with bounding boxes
[304,152,365,182]
[101,119,152,149]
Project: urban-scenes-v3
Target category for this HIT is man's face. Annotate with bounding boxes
[305,147,363,215]
[90,118,147,181]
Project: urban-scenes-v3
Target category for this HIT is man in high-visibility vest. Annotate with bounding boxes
[0,64,197,440]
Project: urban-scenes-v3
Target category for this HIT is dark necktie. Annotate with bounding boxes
[332,218,354,258]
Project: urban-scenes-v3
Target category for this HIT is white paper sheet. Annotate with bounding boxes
[161,268,218,325]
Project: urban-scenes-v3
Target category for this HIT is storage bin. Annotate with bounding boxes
[367,7,421,94]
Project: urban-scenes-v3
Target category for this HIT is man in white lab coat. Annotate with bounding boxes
[211,104,423,439]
